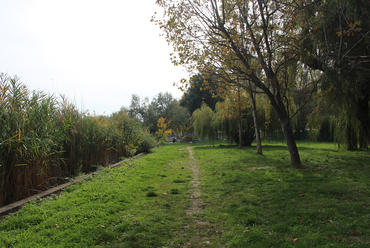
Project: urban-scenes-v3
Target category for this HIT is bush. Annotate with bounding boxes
[137,134,157,153]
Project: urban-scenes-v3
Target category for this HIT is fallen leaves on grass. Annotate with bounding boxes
[289,236,298,242]
[352,230,360,235]
[298,218,303,222]
[133,221,140,225]
[299,192,305,197]
[243,227,250,232]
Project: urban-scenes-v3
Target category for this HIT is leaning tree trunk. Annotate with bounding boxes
[271,94,301,166]
[280,117,301,166]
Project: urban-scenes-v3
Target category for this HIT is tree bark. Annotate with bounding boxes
[357,86,370,146]
[280,116,301,166]
[239,120,242,148]
[270,94,301,166]
[249,90,262,154]
[238,87,242,148]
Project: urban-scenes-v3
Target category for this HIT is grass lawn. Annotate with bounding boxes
[0,141,369,247]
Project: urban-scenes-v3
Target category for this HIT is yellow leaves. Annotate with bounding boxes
[157,117,168,129]
[337,20,362,36]
[156,117,171,141]
[336,30,346,36]
[350,20,361,28]
[354,20,362,26]
[15,164,27,167]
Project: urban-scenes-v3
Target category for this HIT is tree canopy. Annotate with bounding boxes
[301,0,370,147]
[129,92,189,135]
[154,0,322,165]
[179,74,223,114]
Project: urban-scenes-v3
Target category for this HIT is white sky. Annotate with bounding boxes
[0,0,189,115]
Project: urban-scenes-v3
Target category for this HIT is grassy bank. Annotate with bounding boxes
[0,141,369,247]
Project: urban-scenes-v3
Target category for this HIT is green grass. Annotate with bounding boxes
[0,141,369,247]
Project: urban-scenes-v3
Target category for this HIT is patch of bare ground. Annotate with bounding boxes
[182,147,214,248]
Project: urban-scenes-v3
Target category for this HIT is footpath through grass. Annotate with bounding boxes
[0,141,369,247]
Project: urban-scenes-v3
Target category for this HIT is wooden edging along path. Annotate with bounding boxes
[0,153,145,217]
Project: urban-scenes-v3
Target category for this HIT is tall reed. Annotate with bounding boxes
[0,73,157,206]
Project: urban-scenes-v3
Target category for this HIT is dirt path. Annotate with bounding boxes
[183,147,211,247]
[185,147,203,216]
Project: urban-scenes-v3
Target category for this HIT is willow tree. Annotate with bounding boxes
[192,103,217,145]
[213,90,256,147]
[201,73,263,153]
[301,0,370,146]
[154,0,318,166]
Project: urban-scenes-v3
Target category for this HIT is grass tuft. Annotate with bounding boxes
[145,191,158,197]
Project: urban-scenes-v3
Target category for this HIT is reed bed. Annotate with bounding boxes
[0,73,156,207]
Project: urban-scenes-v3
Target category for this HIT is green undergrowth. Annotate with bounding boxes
[0,141,369,247]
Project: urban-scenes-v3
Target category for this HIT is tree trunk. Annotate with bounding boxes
[270,94,301,166]
[239,120,242,148]
[238,87,242,148]
[280,116,301,166]
[249,91,262,154]
[357,86,370,146]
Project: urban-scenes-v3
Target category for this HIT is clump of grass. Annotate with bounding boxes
[170,189,180,194]
[146,191,158,197]
[173,179,187,183]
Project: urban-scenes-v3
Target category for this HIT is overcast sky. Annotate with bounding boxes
[0,0,189,115]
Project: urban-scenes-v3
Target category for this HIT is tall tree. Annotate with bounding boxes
[154,0,317,166]
[128,92,189,134]
[180,74,223,114]
[192,103,217,145]
[213,91,256,147]
[301,0,370,146]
